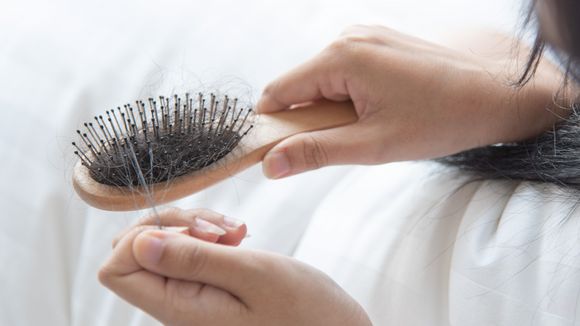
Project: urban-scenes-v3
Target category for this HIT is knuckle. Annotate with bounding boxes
[327,37,358,54]
[111,234,122,248]
[339,24,370,37]
[132,225,151,235]
[333,25,392,56]
[164,280,202,315]
[325,36,372,65]
[157,206,182,219]
[97,265,113,286]
[301,135,329,170]
[112,224,147,247]
[262,79,281,98]
[192,208,216,217]
[138,207,180,225]
[182,208,205,218]
[186,208,224,224]
[174,242,208,279]
[370,23,392,33]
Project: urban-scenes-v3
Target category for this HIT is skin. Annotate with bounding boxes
[100,3,573,324]
[258,24,568,179]
[100,208,371,326]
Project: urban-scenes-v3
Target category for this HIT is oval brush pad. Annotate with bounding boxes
[72,93,357,211]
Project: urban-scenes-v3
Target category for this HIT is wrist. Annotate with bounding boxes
[457,57,572,150]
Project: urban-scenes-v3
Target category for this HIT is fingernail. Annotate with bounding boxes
[195,218,227,236]
[223,216,244,228]
[138,232,166,265]
[264,151,290,179]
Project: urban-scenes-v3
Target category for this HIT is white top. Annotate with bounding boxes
[295,162,580,325]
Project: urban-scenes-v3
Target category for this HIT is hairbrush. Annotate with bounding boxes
[72,93,357,211]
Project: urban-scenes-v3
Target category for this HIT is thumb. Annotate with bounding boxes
[133,230,260,296]
[262,124,365,179]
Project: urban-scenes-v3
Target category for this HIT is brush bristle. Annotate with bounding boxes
[73,92,254,187]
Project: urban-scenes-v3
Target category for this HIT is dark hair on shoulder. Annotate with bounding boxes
[438,0,580,191]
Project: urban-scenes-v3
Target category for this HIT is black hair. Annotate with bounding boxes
[438,0,580,191]
[73,93,253,187]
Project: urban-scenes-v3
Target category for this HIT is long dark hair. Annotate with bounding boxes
[439,0,580,190]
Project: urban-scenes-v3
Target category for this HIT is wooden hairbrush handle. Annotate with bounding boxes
[73,100,358,211]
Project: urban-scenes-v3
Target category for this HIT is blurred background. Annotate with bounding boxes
[0,0,525,325]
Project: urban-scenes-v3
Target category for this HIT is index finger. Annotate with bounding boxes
[112,207,247,248]
[256,51,350,113]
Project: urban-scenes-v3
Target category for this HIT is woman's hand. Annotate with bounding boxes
[258,25,565,179]
[99,208,371,326]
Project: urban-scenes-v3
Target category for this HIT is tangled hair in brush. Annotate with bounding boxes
[440,0,580,191]
[73,93,254,187]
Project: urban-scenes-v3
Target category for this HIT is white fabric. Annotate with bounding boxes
[295,163,580,325]
[3,0,578,325]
